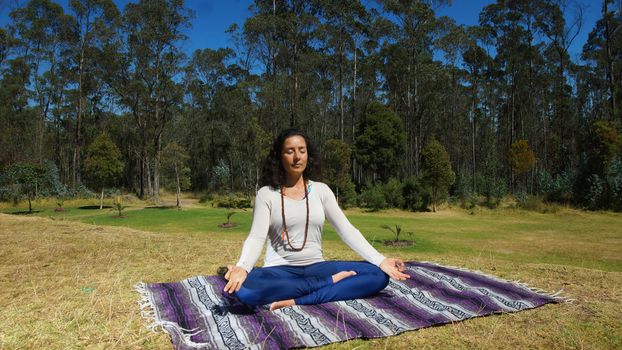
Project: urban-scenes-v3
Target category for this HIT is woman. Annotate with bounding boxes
[224,128,409,311]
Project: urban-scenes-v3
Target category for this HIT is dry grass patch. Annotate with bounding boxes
[1,212,621,349]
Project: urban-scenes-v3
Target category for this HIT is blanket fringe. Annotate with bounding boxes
[419,261,574,304]
[133,282,208,348]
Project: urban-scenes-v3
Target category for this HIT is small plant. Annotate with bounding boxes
[113,196,126,217]
[225,211,236,224]
[55,197,66,212]
[380,224,415,246]
[218,211,238,228]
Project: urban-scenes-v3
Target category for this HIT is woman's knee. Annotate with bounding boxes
[371,270,390,291]
[234,287,263,306]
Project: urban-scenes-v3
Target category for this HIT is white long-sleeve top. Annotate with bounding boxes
[235,180,386,272]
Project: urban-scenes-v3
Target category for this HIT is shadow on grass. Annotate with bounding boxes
[370,239,416,247]
[78,205,113,209]
[144,205,179,210]
[8,210,42,215]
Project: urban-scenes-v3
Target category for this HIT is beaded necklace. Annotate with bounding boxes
[280,180,309,251]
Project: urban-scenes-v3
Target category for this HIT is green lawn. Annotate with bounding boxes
[1,199,621,349]
[8,201,621,272]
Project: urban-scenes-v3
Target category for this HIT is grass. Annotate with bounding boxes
[1,196,621,349]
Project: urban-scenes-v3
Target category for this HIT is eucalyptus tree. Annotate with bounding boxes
[103,0,191,199]
[435,18,470,177]
[462,29,493,193]
[378,0,449,177]
[9,0,75,164]
[0,58,34,167]
[67,0,120,188]
[183,47,234,190]
[243,0,288,133]
[0,28,8,66]
[355,102,406,183]
[581,0,622,124]
[480,0,552,191]
[316,0,369,141]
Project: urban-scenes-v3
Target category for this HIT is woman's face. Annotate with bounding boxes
[281,135,308,179]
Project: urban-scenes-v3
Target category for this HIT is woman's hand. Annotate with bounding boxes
[379,258,410,281]
[223,265,248,294]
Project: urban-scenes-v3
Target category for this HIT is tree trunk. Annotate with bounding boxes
[174,163,181,208]
[339,53,344,141]
[352,44,357,143]
[73,45,85,189]
[471,98,476,194]
[604,0,618,121]
[100,187,104,209]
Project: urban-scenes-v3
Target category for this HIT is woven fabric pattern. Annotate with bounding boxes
[135,261,564,349]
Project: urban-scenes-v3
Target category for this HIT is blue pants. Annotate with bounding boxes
[234,261,389,306]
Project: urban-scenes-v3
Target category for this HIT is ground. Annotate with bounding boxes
[0,197,621,349]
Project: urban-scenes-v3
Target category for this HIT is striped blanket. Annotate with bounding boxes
[135,261,567,349]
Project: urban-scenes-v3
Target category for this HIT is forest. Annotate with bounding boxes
[0,0,621,211]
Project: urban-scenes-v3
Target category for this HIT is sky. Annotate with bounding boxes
[0,0,602,63]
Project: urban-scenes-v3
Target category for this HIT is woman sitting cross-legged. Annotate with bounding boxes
[223,128,409,311]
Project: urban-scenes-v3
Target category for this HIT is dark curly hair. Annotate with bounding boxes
[260,128,321,189]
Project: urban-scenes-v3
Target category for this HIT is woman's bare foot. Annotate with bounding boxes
[270,299,295,311]
[332,270,357,283]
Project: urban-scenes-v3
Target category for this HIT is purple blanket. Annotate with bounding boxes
[135,261,567,349]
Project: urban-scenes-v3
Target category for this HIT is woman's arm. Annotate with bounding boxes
[321,182,410,280]
[320,183,386,266]
[235,187,271,273]
[225,188,272,294]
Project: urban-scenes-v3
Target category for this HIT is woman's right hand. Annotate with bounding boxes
[223,265,248,294]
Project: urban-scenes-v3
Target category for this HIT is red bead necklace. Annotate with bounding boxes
[280,180,309,251]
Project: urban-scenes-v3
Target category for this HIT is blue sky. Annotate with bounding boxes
[0,0,601,62]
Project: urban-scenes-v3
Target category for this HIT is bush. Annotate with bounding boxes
[402,176,430,211]
[536,170,575,204]
[481,177,507,208]
[515,192,558,213]
[459,192,477,210]
[198,191,214,203]
[584,174,604,210]
[359,183,386,211]
[68,184,97,199]
[338,180,357,209]
[383,178,404,208]
[606,159,622,211]
[216,193,251,209]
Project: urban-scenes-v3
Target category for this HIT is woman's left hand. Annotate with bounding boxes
[379,258,410,281]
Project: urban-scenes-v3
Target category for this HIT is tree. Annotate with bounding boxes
[83,133,124,209]
[421,137,455,212]
[104,0,190,199]
[355,103,406,182]
[585,120,622,176]
[581,0,621,123]
[323,138,351,202]
[509,139,536,192]
[67,0,120,188]
[10,0,75,163]
[160,141,191,208]
[0,162,51,212]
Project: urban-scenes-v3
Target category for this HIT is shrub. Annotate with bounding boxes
[338,179,357,209]
[515,192,559,213]
[584,174,604,210]
[481,177,507,208]
[536,170,575,204]
[217,193,251,209]
[606,159,622,211]
[382,178,404,208]
[402,176,431,211]
[359,183,386,211]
